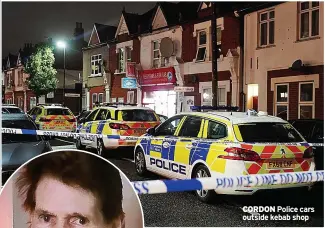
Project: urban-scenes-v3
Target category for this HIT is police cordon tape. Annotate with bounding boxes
[2,127,324,147]
[132,171,324,194]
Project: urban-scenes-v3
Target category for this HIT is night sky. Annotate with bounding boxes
[2,1,157,57]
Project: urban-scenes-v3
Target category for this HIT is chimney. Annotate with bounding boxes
[74,22,85,49]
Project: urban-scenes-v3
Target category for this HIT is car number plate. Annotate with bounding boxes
[134,129,146,134]
[267,160,295,169]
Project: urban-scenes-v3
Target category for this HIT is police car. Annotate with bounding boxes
[27,103,77,132]
[76,103,161,155]
[134,106,315,202]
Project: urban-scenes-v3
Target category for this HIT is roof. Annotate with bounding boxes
[94,23,117,43]
[2,113,30,121]
[8,54,18,68]
[98,106,153,111]
[138,6,157,33]
[234,2,285,15]
[122,11,141,35]
[2,105,20,108]
[178,112,288,125]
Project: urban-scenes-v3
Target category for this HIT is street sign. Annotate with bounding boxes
[121,77,137,89]
[174,86,195,92]
[47,92,54,98]
[65,93,80,97]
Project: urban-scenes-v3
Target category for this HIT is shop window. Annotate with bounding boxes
[91,54,102,76]
[111,98,117,103]
[299,82,314,119]
[218,88,226,105]
[196,30,207,62]
[259,10,275,46]
[202,87,226,105]
[299,2,319,39]
[275,84,288,120]
[178,117,203,138]
[127,91,135,104]
[202,88,212,104]
[118,97,124,103]
[6,98,13,104]
[30,97,36,110]
[98,93,104,104]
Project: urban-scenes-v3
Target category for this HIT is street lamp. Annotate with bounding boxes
[57,41,66,104]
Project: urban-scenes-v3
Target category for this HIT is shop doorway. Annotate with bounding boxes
[143,90,176,117]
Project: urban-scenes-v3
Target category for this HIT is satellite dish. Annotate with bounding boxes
[291,59,303,70]
[160,37,174,58]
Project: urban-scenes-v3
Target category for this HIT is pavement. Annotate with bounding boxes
[49,139,324,227]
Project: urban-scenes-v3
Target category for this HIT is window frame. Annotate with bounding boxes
[195,30,207,62]
[117,46,132,73]
[127,91,135,104]
[298,1,320,40]
[18,70,23,86]
[206,119,228,140]
[298,82,315,119]
[275,83,289,120]
[177,116,204,138]
[30,97,37,110]
[98,93,104,104]
[155,115,185,136]
[92,93,98,106]
[258,9,275,47]
[7,73,12,89]
[90,54,102,76]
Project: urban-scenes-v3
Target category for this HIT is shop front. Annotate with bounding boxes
[138,67,177,117]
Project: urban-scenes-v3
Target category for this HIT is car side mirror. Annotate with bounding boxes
[146,127,156,136]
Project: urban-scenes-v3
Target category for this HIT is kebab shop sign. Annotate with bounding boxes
[139,67,176,85]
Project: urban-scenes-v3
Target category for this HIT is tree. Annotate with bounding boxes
[24,43,58,103]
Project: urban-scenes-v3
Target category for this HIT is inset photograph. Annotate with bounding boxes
[0,149,144,228]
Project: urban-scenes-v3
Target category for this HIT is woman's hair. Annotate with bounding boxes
[16,151,124,224]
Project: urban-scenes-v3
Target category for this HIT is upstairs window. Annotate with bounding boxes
[117,47,132,73]
[299,2,319,39]
[196,30,207,62]
[18,70,23,86]
[91,54,102,76]
[259,10,275,46]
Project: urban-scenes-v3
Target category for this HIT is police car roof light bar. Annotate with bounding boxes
[190,105,240,112]
[102,102,138,107]
[37,103,63,107]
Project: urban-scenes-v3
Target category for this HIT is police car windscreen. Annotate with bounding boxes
[237,123,304,143]
[46,108,72,115]
[5,107,24,113]
[2,120,41,143]
[121,110,157,121]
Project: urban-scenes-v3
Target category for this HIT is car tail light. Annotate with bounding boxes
[109,123,130,130]
[39,117,51,122]
[68,117,76,122]
[218,147,261,161]
[303,147,314,158]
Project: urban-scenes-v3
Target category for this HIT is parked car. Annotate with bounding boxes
[289,119,324,170]
[2,113,52,186]
[2,105,24,114]
[157,114,168,123]
[77,110,91,125]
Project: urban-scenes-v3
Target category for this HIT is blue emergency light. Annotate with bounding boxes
[190,105,240,112]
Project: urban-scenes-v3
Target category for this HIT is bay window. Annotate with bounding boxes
[117,46,132,73]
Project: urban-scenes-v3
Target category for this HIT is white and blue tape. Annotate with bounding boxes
[132,171,324,194]
[2,128,324,147]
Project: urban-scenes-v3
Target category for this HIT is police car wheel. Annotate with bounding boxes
[194,165,217,203]
[76,137,86,150]
[135,148,147,176]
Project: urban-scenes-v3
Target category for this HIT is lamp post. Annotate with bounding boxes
[57,41,66,104]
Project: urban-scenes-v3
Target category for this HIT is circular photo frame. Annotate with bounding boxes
[0,149,144,228]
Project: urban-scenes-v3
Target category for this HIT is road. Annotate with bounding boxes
[50,139,324,227]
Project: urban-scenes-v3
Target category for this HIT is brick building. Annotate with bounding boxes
[181,2,243,110]
[240,2,324,120]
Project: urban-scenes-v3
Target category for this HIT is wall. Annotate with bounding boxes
[244,2,324,111]
[82,45,109,88]
[139,27,183,70]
